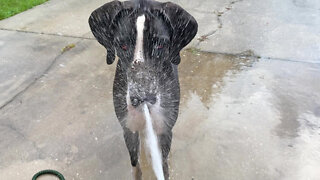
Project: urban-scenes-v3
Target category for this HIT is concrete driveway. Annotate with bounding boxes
[0,0,319,179]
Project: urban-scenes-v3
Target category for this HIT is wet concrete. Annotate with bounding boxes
[1,41,319,179]
[171,52,320,179]
[1,0,320,179]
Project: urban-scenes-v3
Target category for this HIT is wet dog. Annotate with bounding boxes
[89,0,197,179]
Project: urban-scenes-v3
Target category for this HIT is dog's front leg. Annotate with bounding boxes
[123,128,142,180]
[159,130,173,180]
[132,163,142,180]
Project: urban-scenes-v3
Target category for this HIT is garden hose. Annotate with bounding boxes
[32,169,65,180]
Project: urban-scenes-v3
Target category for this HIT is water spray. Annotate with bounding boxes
[143,104,165,180]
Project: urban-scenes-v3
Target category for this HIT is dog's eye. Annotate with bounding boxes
[156,45,165,50]
[120,45,128,51]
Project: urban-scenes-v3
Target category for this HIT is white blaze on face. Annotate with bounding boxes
[134,15,146,63]
[125,15,147,132]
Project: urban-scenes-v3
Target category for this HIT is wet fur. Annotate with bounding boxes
[89,0,197,179]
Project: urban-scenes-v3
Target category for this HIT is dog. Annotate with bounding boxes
[89,0,197,179]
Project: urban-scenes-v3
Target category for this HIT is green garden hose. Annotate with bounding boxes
[32,169,65,180]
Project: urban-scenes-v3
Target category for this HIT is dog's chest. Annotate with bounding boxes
[126,98,166,134]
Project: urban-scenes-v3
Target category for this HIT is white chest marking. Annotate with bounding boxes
[134,15,146,63]
[126,14,166,134]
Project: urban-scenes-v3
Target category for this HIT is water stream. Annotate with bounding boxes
[143,104,164,180]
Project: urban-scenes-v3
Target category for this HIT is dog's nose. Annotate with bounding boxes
[130,97,143,107]
[130,94,157,107]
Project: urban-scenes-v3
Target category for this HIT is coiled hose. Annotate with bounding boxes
[32,169,65,180]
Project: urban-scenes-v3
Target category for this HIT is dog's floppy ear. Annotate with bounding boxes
[88,1,132,64]
[162,2,198,65]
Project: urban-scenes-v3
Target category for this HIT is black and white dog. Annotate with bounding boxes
[89,0,197,179]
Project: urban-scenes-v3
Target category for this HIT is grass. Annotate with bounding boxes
[0,0,48,20]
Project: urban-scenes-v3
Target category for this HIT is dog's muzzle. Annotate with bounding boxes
[130,94,157,107]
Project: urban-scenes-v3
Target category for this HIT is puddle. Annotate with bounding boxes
[179,49,256,106]
[168,52,320,179]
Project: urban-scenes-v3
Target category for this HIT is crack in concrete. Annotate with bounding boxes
[214,0,244,29]
[196,0,244,44]
[197,30,218,42]
[0,54,63,110]
[0,123,45,164]
[1,123,26,139]
[0,38,85,110]
[0,28,95,40]
[263,56,320,64]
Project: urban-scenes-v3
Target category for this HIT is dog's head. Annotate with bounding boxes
[89,0,197,65]
[89,0,197,107]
